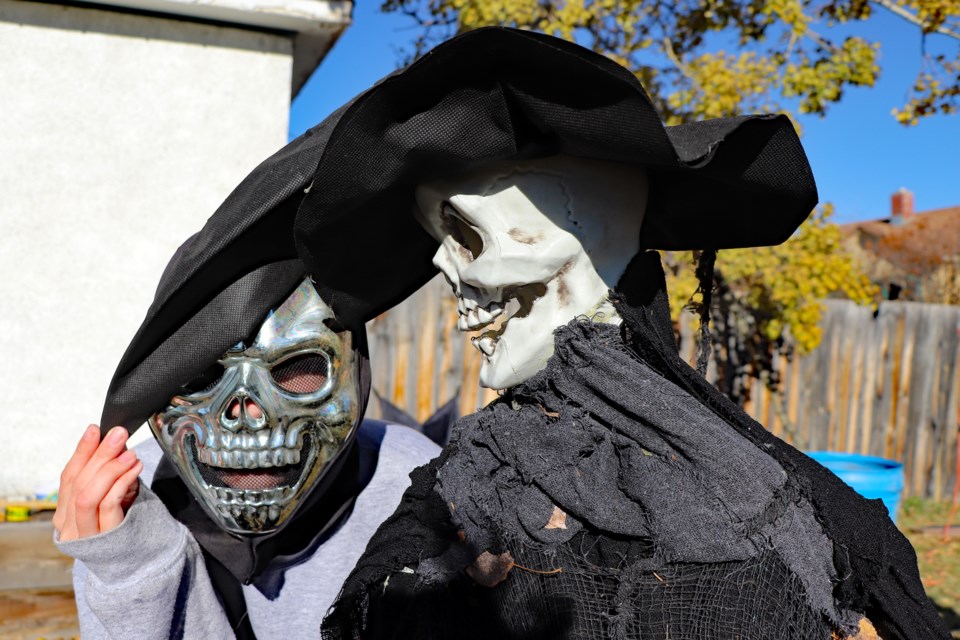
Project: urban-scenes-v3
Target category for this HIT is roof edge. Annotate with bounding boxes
[91,0,351,34]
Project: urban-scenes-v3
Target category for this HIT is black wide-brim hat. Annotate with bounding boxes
[102,26,815,432]
[294,26,817,331]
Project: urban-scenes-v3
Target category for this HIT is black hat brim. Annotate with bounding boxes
[101,27,816,432]
[295,27,817,330]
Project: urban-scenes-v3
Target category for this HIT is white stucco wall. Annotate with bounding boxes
[0,1,294,497]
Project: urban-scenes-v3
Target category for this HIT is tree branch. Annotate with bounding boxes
[662,37,696,81]
[804,27,841,53]
[871,0,960,41]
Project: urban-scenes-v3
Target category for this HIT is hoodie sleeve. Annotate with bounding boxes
[55,482,236,640]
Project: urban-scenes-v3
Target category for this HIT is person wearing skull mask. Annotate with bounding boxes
[53,254,439,634]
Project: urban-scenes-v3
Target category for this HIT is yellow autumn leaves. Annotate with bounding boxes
[384,0,958,126]
[664,205,878,354]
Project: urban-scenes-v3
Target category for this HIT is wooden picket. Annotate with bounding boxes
[366,274,499,424]
[699,299,960,500]
[366,276,960,499]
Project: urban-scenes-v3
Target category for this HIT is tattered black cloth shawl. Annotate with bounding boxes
[321,254,948,640]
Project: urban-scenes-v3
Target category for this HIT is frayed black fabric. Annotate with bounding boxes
[321,254,948,640]
[614,254,949,639]
[434,321,848,629]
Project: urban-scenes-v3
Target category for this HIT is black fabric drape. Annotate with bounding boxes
[321,253,948,640]
[614,255,947,639]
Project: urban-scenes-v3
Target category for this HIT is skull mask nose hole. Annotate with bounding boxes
[225,398,241,420]
[244,398,263,419]
[221,396,265,427]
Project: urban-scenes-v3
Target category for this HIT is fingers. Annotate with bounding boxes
[61,427,130,540]
[74,448,138,538]
[56,426,135,542]
[54,425,101,535]
[98,459,143,533]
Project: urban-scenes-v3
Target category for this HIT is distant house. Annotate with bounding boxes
[840,189,960,304]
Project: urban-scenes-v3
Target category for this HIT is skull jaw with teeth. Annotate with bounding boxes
[149,280,361,535]
[150,409,354,534]
[415,155,649,390]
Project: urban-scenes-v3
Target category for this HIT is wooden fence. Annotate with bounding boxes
[366,275,499,424]
[685,299,960,501]
[366,276,960,500]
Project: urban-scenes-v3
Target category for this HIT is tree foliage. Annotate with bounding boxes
[665,205,877,356]
[662,205,878,402]
[383,0,960,125]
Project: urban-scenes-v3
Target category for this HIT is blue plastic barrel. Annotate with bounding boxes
[805,452,905,523]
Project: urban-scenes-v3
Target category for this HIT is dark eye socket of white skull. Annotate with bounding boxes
[182,362,226,394]
[271,353,329,394]
[441,202,483,260]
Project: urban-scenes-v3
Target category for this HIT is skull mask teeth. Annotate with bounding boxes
[150,279,360,535]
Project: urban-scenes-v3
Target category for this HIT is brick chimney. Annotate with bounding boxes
[891,188,914,225]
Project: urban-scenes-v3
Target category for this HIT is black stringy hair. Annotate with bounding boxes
[692,249,718,377]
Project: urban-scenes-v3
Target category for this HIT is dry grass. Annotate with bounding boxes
[900,497,960,638]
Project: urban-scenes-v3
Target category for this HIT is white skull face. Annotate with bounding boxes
[149,279,360,535]
[415,156,647,389]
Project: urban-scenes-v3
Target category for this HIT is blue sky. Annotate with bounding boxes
[290,3,958,225]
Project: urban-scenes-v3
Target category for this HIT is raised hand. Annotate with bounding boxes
[53,425,142,542]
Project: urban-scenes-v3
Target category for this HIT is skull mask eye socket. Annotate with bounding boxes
[442,202,483,260]
[270,353,329,394]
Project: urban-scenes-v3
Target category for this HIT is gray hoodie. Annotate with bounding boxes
[56,421,439,640]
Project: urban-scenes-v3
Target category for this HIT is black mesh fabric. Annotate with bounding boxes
[321,254,948,640]
[356,543,831,640]
[271,354,329,394]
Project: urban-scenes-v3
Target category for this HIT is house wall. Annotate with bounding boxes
[0,0,293,497]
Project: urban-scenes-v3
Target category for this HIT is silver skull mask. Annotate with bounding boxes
[149,279,360,535]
